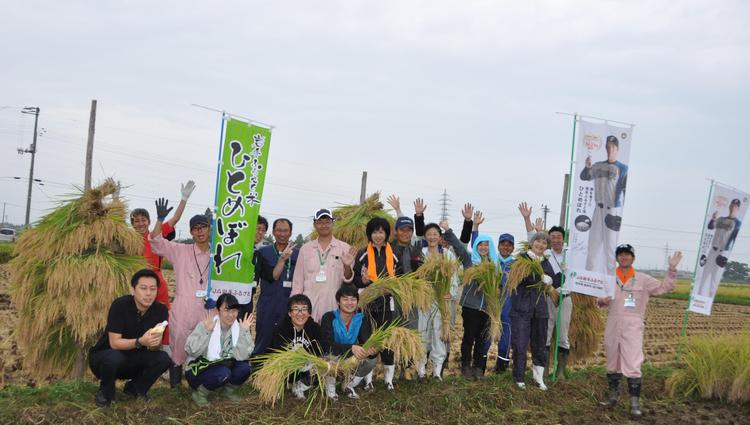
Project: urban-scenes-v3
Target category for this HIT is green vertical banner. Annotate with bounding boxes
[209,117,272,303]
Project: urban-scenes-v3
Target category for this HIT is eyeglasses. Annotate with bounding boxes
[291,307,309,314]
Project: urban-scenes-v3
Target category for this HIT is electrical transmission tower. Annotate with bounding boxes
[439,189,451,221]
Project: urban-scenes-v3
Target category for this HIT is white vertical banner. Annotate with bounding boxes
[689,182,748,315]
[566,119,634,298]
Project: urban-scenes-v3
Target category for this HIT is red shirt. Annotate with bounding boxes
[144,222,174,270]
[142,222,174,309]
[143,222,174,344]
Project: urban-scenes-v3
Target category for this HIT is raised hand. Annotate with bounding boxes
[386,195,402,215]
[518,202,532,218]
[473,211,484,228]
[439,220,450,231]
[155,197,173,221]
[202,314,216,332]
[342,246,356,267]
[462,203,474,221]
[280,244,295,261]
[181,180,196,201]
[533,217,544,232]
[238,312,255,331]
[414,198,427,216]
[668,251,683,270]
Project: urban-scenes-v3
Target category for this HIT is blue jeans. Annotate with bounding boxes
[185,360,252,391]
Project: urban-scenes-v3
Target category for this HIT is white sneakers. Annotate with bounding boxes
[532,365,548,391]
[516,382,527,389]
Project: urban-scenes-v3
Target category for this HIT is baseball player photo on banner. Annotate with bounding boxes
[689,182,748,315]
[566,119,634,298]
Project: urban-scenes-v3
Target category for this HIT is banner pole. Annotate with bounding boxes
[204,112,228,308]
[552,113,578,383]
[675,180,714,361]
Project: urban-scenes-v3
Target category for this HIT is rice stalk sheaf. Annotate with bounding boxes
[462,261,506,342]
[9,178,146,377]
[415,255,460,341]
[358,274,434,318]
[309,192,395,249]
[667,332,750,403]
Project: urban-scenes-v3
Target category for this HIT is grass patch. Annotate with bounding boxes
[0,243,15,264]
[667,333,750,402]
[656,279,750,306]
[0,365,742,425]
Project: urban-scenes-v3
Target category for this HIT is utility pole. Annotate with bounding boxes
[559,174,569,227]
[439,189,451,221]
[664,243,670,271]
[84,100,97,190]
[541,204,550,229]
[360,171,367,204]
[19,106,40,228]
[73,100,99,380]
[1,202,5,225]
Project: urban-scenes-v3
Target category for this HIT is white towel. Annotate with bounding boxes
[206,316,239,361]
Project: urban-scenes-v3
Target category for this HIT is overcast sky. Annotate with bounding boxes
[1,0,749,269]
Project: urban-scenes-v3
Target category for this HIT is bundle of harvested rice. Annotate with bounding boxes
[415,254,460,341]
[462,261,506,342]
[341,321,425,371]
[9,179,145,378]
[252,347,338,407]
[358,273,434,317]
[310,192,395,249]
[567,293,605,364]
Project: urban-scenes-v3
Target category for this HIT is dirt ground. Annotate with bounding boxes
[2,265,750,387]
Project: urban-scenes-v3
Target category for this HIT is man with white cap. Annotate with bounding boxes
[291,208,355,323]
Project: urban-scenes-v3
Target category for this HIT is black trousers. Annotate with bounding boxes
[369,307,395,365]
[510,315,548,383]
[461,307,490,369]
[89,348,172,401]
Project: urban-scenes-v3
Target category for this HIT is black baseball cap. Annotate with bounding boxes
[189,214,210,230]
[395,216,414,230]
[615,244,635,256]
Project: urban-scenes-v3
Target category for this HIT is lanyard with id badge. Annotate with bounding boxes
[616,275,637,309]
[274,245,293,288]
[315,246,331,283]
[193,246,209,298]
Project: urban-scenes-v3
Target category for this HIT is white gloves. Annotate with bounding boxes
[542,275,553,286]
[181,180,196,201]
[560,286,571,295]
